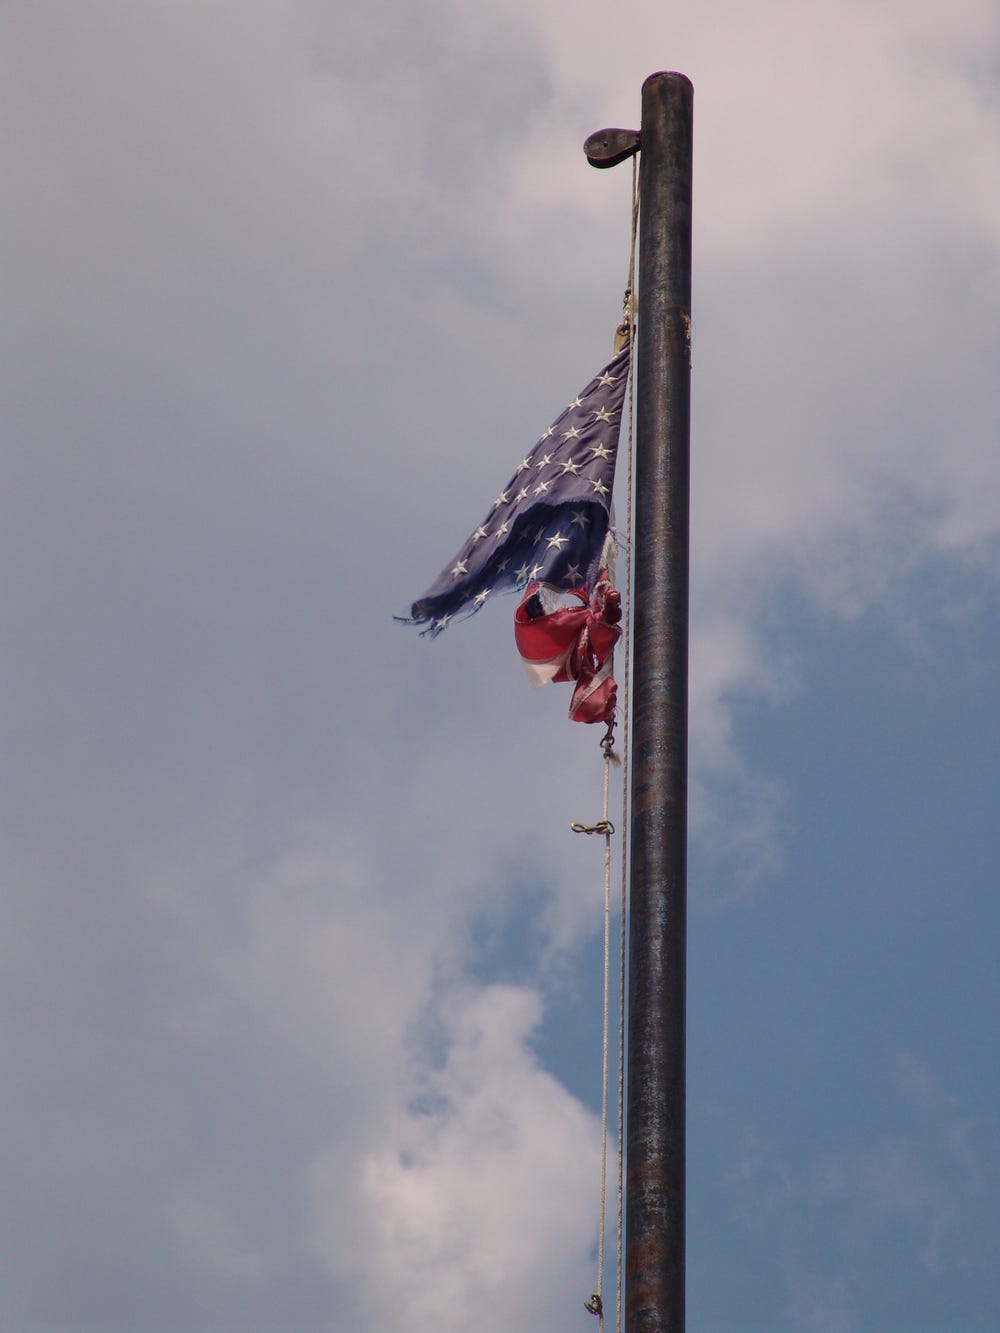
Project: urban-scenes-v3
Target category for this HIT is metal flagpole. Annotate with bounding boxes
[586,71,694,1333]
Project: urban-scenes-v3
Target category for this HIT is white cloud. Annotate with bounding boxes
[311,985,604,1333]
[168,1174,266,1284]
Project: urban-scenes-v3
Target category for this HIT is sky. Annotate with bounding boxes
[3,2,999,1331]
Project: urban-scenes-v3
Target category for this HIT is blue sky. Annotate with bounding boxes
[3,2,999,1331]
[686,583,1000,1330]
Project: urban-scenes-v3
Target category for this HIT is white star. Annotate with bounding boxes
[515,457,532,473]
[515,486,529,502]
[570,509,590,528]
[534,480,550,495]
[563,425,581,440]
[567,396,583,409]
[546,532,568,550]
[473,587,491,606]
[495,521,510,540]
[470,525,487,543]
[560,459,582,475]
[588,442,613,459]
[563,564,582,584]
[590,479,609,498]
[515,561,532,582]
[451,560,468,577]
[493,490,509,509]
[597,370,617,386]
[535,453,552,469]
[434,614,450,630]
[540,426,555,440]
[593,406,613,422]
[529,562,544,580]
[533,525,547,541]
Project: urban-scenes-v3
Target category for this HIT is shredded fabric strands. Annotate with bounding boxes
[400,345,630,641]
[514,568,622,724]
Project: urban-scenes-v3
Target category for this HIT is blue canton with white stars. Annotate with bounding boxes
[405,343,630,636]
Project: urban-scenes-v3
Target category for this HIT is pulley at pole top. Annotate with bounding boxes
[583,128,640,169]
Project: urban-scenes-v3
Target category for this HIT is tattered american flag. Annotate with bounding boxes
[402,342,630,637]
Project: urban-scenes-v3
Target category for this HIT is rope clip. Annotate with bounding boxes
[585,1293,604,1317]
[571,819,615,837]
[600,722,619,765]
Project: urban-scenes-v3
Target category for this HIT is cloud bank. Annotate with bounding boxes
[3,1,999,1329]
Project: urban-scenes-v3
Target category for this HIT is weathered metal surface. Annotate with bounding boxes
[583,127,641,168]
[626,71,693,1333]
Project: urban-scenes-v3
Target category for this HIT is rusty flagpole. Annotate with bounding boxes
[585,72,694,1333]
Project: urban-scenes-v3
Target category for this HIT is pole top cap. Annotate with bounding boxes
[641,70,694,97]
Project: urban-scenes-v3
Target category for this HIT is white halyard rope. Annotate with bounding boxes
[614,153,639,1333]
[580,155,639,1333]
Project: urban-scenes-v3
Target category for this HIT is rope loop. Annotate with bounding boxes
[570,819,615,837]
